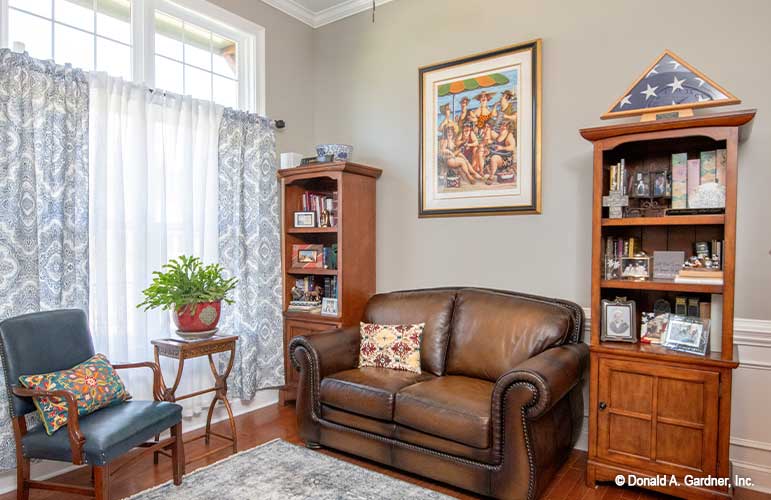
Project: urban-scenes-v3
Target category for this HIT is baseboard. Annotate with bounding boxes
[0,390,278,495]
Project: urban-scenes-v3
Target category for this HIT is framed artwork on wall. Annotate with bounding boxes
[419,39,542,217]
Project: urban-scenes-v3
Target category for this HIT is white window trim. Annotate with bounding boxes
[0,0,265,114]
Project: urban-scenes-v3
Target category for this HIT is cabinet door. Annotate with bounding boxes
[597,358,719,477]
[284,319,340,387]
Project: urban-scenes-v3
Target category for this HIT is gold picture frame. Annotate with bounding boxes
[419,39,542,217]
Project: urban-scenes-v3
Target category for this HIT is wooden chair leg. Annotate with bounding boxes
[170,422,184,485]
[17,456,29,500]
[94,464,109,500]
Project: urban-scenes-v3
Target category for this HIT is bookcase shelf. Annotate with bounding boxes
[581,110,755,499]
[287,268,338,276]
[601,214,725,226]
[600,278,723,294]
[591,342,738,369]
[286,227,338,234]
[278,162,381,405]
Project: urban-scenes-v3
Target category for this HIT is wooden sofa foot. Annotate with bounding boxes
[305,441,322,449]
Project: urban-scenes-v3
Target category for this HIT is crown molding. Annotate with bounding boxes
[261,0,394,29]
[260,0,316,27]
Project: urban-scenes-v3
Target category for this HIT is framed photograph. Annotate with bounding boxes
[321,298,338,317]
[641,313,669,344]
[294,211,316,228]
[652,171,668,197]
[629,172,651,198]
[601,298,637,343]
[419,39,541,217]
[621,256,650,280]
[292,244,323,269]
[664,315,710,355]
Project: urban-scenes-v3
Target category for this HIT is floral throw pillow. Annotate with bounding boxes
[19,353,130,435]
[359,322,424,374]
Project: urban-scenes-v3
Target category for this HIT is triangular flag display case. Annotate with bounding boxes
[603,50,740,120]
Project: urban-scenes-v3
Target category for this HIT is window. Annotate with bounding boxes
[8,0,132,78]
[1,0,264,112]
[154,11,238,108]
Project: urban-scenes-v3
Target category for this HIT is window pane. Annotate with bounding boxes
[54,23,94,70]
[184,65,211,101]
[9,0,52,18]
[54,0,94,32]
[213,75,237,109]
[155,55,183,94]
[154,11,183,60]
[96,37,130,79]
[212,39,236,78]
[9,9,52,60]
[183,24,211,70]
[96,0,130,44]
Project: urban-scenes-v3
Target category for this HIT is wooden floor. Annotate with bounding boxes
[2,403,767,500]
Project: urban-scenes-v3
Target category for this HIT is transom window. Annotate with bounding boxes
[2,0,264,112]
[8,0,132,78]
[154,11,238,109]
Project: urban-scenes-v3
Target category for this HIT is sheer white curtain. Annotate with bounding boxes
[88,73,223,415]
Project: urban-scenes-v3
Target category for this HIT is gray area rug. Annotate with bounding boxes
[125,439,456,499]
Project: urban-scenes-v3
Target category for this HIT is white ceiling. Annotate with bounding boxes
[261,0,394,28]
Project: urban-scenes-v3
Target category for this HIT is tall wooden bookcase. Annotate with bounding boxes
[580,110,755,499]
[277,162,382,405]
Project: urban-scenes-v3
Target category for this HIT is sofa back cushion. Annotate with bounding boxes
[363,290,456,376]
[446,289,575,381]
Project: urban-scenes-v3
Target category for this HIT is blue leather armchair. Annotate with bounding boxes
[0,309,184,500]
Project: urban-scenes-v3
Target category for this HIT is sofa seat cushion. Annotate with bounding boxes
[321,405,396,438]
[394,376,494,449]
[320,367,434,421]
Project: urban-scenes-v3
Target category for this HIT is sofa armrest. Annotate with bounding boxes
[289,326,360,381]
[492,343,588,419]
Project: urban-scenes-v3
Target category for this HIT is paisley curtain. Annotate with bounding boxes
[218,109,283,399]
[0,49,89,469]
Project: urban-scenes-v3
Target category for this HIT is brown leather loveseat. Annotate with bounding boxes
[290,288,587,499]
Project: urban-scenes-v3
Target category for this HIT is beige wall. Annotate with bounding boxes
[310,0,771,320]
[209,0,316,157]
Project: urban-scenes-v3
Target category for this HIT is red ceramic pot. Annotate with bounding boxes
[173,301,221,332]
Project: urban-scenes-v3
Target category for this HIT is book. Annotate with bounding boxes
[673,276,724,285]
[675,296,687,315]
[687,159,700,207]
[700,150,717,184]
[678,269,723,279]
[700,302,711,320]
[687,297,700,317]
[716,149,727,185]
[671,153,688,209]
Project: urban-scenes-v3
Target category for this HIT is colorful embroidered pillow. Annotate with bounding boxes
[359,322,424,374]
[19,353,130,435]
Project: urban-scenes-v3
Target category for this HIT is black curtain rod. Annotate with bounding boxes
[146,87,286,129]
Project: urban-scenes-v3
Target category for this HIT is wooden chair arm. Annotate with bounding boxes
[12,386,86,465]
[112,361,166,401]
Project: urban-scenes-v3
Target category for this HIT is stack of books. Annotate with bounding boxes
[674,269,724,285]
[302,191,338,227]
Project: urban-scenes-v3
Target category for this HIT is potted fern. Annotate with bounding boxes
[138,255,238,336]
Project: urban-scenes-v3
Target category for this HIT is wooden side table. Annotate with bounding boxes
[151,335,238,465]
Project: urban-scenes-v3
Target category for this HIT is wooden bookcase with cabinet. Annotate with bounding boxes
[277,162,382,405]
[580,110,755,499]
